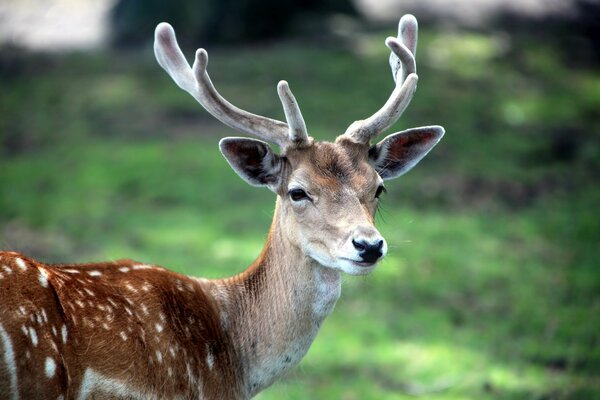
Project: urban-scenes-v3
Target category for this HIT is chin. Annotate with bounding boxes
[339,260,378,275]
[328,257,380,276]
[308,250,381,276]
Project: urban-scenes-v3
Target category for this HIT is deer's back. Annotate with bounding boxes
[0,251,243,400]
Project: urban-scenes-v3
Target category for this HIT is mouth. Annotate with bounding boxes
[340,258,377,268]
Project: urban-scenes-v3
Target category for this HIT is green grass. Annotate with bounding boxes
[1,26,599,399]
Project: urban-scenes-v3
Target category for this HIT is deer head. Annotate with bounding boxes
[154,14,444,276]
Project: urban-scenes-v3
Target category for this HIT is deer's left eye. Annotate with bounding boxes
[375,185,386,199]
[289,188,310,202]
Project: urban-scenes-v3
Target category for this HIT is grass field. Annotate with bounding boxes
[1,25,599,399]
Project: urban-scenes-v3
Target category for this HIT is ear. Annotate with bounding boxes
[369,126,444,180]
[219,137,283,190]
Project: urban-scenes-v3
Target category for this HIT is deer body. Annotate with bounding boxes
[0,196,344,398]
[1,14,444,399]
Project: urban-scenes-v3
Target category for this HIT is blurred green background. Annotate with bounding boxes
[1,0,599,399]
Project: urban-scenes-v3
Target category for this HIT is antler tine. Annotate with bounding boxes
[390,14,417,83]
[277,80,309,144]
[343,14,419,145]
[155,22,308,148]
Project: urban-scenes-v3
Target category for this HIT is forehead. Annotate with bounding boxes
[285,141,376,189]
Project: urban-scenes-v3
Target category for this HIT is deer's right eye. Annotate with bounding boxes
[289,188,310,202]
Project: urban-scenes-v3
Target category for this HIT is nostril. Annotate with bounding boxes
[352,238,384,264]
[352,239,366,251]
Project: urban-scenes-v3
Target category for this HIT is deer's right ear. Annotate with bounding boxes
[219,137,283,190]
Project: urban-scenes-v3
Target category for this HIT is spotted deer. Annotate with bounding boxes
[0,14,443,400]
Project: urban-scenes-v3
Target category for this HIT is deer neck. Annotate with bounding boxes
[213,198,342,396]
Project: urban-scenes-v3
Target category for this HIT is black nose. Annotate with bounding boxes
[352,239,384,263]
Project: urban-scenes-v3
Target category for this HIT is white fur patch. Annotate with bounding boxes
[132,264,153,270]
[77,368,151,400]
[39,268,49,288]
[64,269,80,274]
[15,258,27,271]
[0,323,19,400]
[206,351,215,370]
[61,325,68,344]
[29,327,38,346]
[45,357,56,378]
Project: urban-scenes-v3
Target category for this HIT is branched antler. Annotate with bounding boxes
[343,14,419,144]
[154,23,308,148]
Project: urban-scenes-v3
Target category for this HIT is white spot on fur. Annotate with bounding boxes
[39,268,49,288]
[52,325,58,336]
[77,368,150,400]
[15,258,27,271]
[21,325,28,336]
[118,267,130,273]
[155,350,162,364]
[2,265,12,274]
[141,304,149,316]
[141,283,151,292]
[45,357,56,378]
[120,331,127,341]
[76,300,85,308]
[64,269,80,274]
[61,325,68,343]
[41,309,48,323]
[169,346,176,357]
[29,327,38,346]
[125,283,137,292]
[88,270,102,277]
[18,306,27,316]
[155,323,163,333]
[0,323,19,400]
[132,264,153,270]
[186,363,194,386]
[84,288,95,296]
[206,351,215,370]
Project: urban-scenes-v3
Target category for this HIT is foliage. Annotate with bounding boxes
[109,0,355,47]
[0,24,599,399]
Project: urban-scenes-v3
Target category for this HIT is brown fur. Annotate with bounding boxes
[0,251,242,399]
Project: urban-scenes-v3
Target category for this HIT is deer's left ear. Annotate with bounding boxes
[219,137,283,191]
[369,126,444,180]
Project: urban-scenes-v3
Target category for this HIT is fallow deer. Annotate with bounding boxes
[0,14,444,399]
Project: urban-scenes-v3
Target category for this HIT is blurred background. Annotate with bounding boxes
[1,0,599,398]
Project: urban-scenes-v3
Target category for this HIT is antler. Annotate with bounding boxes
[154,23,309,147]
[343,14,419,145]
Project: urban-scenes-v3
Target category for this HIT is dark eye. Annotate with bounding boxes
[375,185,386,199]
[289,188,310,202]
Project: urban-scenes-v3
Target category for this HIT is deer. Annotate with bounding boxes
[0,14,443,400]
